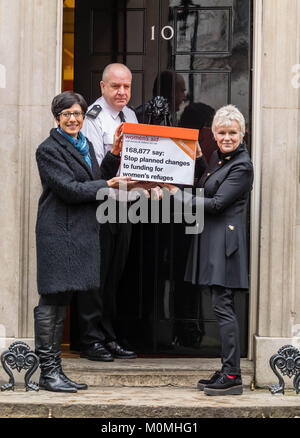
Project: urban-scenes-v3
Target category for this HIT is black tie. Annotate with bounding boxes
[118,111,126,122]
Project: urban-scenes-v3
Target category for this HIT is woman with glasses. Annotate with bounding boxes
[34,91,131,393]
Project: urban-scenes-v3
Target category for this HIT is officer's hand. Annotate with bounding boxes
[111,124,123,156]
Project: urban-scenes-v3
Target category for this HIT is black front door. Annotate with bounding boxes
[74,0,252,356]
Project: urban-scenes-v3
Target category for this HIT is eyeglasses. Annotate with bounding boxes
[59,111,85,120]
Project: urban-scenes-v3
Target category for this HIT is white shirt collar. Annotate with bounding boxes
[99,96,124,120]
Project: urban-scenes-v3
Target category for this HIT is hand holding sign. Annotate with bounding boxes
[111,123,124,156]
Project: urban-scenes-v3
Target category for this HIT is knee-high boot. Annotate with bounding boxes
[34,305,77,393]
[53,306,88,390]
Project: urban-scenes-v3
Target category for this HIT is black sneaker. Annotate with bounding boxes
[197,370,222,391]
[204,374,243,396]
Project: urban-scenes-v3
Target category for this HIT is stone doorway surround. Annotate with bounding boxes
[0,0,299,388]
[0,0,62,348]
[250,0,300,386]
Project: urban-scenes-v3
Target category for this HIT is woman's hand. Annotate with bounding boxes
[150,186,163,200]
[127,181,159,191]
[160,183,180,195]
[107,176,132,188]
[196,140,203,158]
[128,182,164,199]
[111,123,124,156]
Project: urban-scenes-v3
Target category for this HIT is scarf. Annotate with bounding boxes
[57,126,92,169]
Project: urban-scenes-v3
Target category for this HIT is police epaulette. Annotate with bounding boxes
[86,105,102,119]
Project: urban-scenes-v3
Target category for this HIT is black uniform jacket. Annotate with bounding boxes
[35,128,120,295]
[184,141,253,289]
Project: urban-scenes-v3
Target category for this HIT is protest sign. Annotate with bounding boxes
[120,123,199,185]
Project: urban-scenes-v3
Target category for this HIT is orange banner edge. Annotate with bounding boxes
[123,122,199,141]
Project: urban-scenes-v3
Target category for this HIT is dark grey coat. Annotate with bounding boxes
[184,142,253,289]
[35,128,120,295]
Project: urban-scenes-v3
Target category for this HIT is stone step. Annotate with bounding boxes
[0,386,300,418]
[61,356,254,388]
[0,355,254,388]
[1,357,300,419]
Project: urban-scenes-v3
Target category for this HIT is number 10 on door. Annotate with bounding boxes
[151,25,174,41]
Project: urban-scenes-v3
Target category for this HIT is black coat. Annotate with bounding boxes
[184,142,253,289]
[35,128,120,295]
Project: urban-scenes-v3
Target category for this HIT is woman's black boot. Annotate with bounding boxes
[53,306,88,390]
[34,305,77,393]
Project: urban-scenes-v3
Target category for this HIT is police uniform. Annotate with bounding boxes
[81,96,138,165]
[78,96,138,354]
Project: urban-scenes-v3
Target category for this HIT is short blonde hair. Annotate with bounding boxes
[212,104,245,139]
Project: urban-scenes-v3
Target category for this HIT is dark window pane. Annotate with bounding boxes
[131,72,144,109]
[180,72,230,111]
[176,8,231,53]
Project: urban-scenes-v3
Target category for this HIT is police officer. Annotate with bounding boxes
[79,63,138,361]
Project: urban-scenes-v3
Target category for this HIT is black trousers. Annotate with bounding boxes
[39,290,103,350]
[210,285,241,376]
[77,222,132,348]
